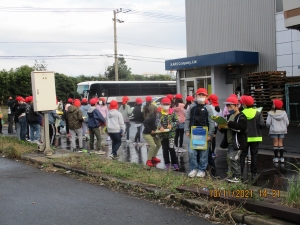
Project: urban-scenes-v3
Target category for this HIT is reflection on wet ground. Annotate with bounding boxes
[53,124,299,192]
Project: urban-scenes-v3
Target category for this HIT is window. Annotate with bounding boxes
[119,84,140,96]
[140,84,159,95]
[102,84,119,96]
[276,0,283,13]
[160,84,176,95]
[89,83,100,99]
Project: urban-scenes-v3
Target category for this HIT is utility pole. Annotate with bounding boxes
[112,8,130,81]
[113,10,118,81]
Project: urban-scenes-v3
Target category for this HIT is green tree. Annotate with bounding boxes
[12,65,34,97]
[106,57,132,80]
[54,73,78,102]
[33,60,47,71]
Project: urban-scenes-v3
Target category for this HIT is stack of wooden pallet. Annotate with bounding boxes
[246,71,286,120]
[286,76,300,84]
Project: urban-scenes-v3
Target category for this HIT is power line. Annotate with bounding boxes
[0,41,184,50]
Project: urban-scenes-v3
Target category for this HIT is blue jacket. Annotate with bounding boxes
[48,110,60,124]
[87,106,105,128]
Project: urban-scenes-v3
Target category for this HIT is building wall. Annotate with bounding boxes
[276,12,300,76]
[185,0,277,71]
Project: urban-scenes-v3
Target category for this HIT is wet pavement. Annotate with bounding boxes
[3,123,300,192]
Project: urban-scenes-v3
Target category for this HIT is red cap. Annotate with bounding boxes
[136,98,143,104]
[27,96,33,102]
[122,96,129,104]
[242,96,254,107]
[161,97,171,105]
[166,94,173,100]
[186,96,194,102]
[239,95,246,105]
[273,99,283,109]
[224,96,239,105]
[99,97,106,103]
[205,99,209,104]
[196,88,208,96]
[145,96,152,102]
[229,94,238,98]
[67,98,73,103]
[82,98,88,103]
[19,97,25,102]
[73,99,81,108]
[25,97,29,103]
[109,100,119,110]
[175,94,182,99]
[90,98,98,105]
[208,94,219,106]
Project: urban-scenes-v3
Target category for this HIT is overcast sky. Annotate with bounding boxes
[0,0,186,76]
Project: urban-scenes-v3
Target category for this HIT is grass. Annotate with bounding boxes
[284,161,300,208]
[0,135,37,158]
[53,154,255,194]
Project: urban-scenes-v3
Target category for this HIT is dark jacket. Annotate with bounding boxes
[133,105,144,123]
[7,99,16,115]
[220,112,247,151]
[242,108,264,142]
[143,113,157,135]
[26,103,39,124]
[87,106,105,128]
[14,103,27,123]
[66,105,83,130]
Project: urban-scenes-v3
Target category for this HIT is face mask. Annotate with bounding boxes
[229,109,235,115]
[197,97,205,103]
[99,101,103,105]
[162,105,170,111]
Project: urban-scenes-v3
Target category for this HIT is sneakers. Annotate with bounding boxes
[78,148,83,153]
[72,148,77,152]
[95,150,106,155]
[90,150,96,154]
[146,160,154,167]
[196,171,205,178]
[177,148,187,153]
[126,140,132,143]
[226,177,241,183]
[138,142,143,146]
[110,154,119,160]
[106,136,111,141]
[173,164,179,171]
[188,169,198,178]
[280,157,284,163]
[212,153,218,158]
[273,157,279,163]
[151,157,161,163]
[165,164,170,170]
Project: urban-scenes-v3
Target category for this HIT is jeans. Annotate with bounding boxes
[70,128,83,150]
[29,123,40,142]
[82,122,88,136]
[188,140,210,172]
[125,122,131,140]
[161,138,177,165]
[19,116,27,141]
[16,122,21,139]
[8,115,14,133]
[143,134,161,160]
[109,132,122,156]
[227,145,241,178]
[89,127,101,150]
[240,142,259,175]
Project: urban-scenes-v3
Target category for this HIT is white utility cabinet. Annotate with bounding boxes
[31,71,57,111]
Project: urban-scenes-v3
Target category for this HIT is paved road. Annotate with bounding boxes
[0,158,212,225]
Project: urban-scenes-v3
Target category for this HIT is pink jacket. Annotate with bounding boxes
[97,105,108,119]
[173,103,186,123]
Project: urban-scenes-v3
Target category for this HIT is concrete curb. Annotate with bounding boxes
[25,156,294,225]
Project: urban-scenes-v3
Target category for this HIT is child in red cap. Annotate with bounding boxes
[107,100,125,159]
[173,93,186,153]
[118,96,132,143]
[266,99,289,163]
[132,98,144,145]
[155,97,179,171]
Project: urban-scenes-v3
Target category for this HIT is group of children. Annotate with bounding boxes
[8,89,289,181]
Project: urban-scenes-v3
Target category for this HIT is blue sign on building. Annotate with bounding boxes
[165,51,259,71]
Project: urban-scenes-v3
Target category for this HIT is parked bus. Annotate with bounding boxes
[76,81,176,106]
